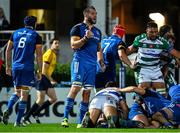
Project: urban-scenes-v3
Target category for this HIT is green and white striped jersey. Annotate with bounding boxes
[133,33,173,68]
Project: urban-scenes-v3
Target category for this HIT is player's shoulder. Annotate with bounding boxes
[72,23,84,29]
[93,26,101,34]
[44,49,53,55]
[135,33,146,40]
[157,36,169,44]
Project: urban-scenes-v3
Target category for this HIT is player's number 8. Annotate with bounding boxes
[18,37,26,48]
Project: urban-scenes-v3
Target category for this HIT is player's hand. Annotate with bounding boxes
[6,67,11,76]
[37,70,42,80]
[97,60,106,72]
[51,81,58,87]
[85,26,94,39]
[129,64,136,70]
[51,80,57,85]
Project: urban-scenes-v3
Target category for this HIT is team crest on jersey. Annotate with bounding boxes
[149,44,154,48]
[96,30,100,35]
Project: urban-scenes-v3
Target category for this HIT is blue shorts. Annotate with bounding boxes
[71,59,96,88]
[36,75,53,91]
[95,68,116,88]
[128,102,144,120]
[167,103,180,124]
[12,69,35,87]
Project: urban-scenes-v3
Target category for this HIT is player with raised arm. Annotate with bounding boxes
[61,6,104,128]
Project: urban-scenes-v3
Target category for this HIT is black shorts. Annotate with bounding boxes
[36,75,53,91]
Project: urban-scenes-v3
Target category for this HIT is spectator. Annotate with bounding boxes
[0,7,9,30]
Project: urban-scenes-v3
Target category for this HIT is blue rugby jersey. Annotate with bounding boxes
[169,84,180,103]
[101,35,126,72]
[142,89,171,116]
[10,27,42,71]
[70,23,101,65]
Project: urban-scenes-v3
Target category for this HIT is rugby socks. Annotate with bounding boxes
[24,102,40,119]
[78,101,88,124]
[33,100,51,116]
[63,97,74,119]
[7,93,19,111]
[16,101,27,123]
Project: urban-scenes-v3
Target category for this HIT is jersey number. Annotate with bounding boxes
[18,37,26,48]
[103,43,110,53]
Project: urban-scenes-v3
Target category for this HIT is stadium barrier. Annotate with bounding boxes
[0,87,95,123]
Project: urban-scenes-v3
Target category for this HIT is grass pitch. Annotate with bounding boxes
[0,123,179,132]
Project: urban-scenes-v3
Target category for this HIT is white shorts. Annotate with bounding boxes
[89,95,117,112]
[136,66,164,83]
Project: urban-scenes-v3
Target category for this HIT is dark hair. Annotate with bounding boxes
[83,6,96,16]
[24,16,37,28]
[146,21,158,29]
[50,38,59,45]
[105,81,117,88]
[0,7,5,18]
[159,25,172,37]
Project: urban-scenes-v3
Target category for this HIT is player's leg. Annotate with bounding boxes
[62,59,83,127]
[77,66,96,128]
[104,106,118,128]
[77,88,91,128]
[2,88,20,125]
[23,90,46,124]
[33,88,57,123]
[14,70,35,127]
[14,86,30,127]
[82,96,103,128]
[32,75,57,123]
[2,69,22,125]
[61,85,81,127]
[152,108,173,128]
[136,67,152,89]
[103,96,118,128]
[151,67,166,95]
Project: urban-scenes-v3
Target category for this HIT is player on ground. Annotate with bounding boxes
[152,84,180,128]
[81,82,129,128]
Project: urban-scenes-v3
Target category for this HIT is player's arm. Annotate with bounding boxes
[126,35,140,55]
[169,49,180,59]
[118,42,134,69]
[5,40,13,76]
[97,42,106,70]
[35,35,43,78]
[175,58,180,67]
[71,36,88,50]
[42,52,57,84]
[71,25,93,50]
[119,100,129,119]
[116,86,146,95]
[126,45,137,55]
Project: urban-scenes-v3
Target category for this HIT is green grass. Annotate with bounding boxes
[0,123,179,132]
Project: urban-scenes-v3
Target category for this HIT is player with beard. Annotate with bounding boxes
[127,21,180,95]
[61,6,104,128]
